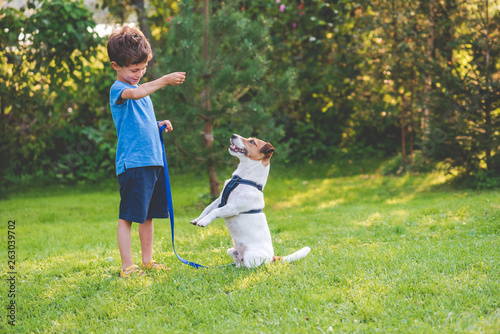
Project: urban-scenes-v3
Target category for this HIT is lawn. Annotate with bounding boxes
[1,161,499,333]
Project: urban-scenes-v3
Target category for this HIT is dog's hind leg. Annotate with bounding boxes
[242,256,269,268]
[227,248,244,268]
[227,247,239,260]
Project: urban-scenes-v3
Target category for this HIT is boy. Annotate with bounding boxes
[107,26,186,278]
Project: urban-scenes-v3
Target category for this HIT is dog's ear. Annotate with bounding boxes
[260,143,275,155]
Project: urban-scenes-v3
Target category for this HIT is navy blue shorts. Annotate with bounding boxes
[117,166,169,224]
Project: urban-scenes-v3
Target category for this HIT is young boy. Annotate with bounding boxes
[107,26,186,278]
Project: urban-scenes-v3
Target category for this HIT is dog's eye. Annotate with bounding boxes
[250,140,256,145]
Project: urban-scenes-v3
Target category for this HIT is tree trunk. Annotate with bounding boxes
[484,0,492,170]
[401,92,407,164]
[392,0,406,164]
[201,0,219,197]
[409,71,415,166]
[422,0,434,144]
[203,119,218,197]
[133,0,155,73]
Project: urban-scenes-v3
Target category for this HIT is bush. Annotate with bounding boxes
[380,151,434,176]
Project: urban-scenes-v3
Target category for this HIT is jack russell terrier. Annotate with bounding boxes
[191,134,311,268]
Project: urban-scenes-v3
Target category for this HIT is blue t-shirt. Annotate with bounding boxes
[109,80,163,175]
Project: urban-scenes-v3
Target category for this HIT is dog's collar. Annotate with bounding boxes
[218,175,263,214]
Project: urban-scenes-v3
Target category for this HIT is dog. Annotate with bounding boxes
[191,134,311,268]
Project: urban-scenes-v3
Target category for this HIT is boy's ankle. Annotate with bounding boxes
[122,261,135,271]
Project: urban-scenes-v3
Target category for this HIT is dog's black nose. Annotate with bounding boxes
[231,134,237,139]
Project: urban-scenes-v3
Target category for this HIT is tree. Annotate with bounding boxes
[153,0,295,197]
[432,0,500,183]
[0,0,114,186]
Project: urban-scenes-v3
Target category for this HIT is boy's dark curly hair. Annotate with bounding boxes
[107,26,153,67]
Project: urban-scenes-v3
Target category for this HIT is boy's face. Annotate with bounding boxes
[112,61,148,86]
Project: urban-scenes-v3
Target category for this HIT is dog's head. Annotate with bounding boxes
[229,134,275,166]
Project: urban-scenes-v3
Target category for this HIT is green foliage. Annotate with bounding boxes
[241,0,499,187]
[0,0,116,188]
[152,0,295,169]
[380,151,434,176]
[450,169,500,191]
[1,165,499,332]
[423,0,500,183]
[50,123,116,182]
[1,0,499,189]
[473,170,500,190]
[244,0,359,159]
[28,0,99,84]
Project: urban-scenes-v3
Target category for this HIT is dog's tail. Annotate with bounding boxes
[273,246,311,263]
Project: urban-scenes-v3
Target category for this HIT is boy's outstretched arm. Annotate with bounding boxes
[122,72,186,100]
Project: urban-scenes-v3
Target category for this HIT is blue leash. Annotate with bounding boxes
[158,125,233,269]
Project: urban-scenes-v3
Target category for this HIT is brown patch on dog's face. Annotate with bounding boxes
[243,137,275,166]
[231,135,275,166]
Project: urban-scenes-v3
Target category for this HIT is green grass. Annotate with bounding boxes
[1,162,499,333]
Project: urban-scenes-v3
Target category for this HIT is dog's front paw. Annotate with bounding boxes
[190,216,202,226]
[194,217,211,227]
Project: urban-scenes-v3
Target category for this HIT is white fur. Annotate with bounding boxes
[191,135,311,268]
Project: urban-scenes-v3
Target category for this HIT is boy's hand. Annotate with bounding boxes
[164,72,186,86]
[158,120,173,132]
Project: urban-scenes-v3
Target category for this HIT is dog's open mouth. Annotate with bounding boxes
[230,142,247,155]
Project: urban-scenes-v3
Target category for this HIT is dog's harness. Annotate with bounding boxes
[218,175,264,214]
